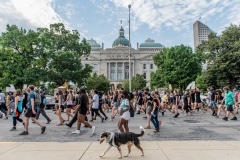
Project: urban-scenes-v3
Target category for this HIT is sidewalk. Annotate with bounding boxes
[0,141,240,160]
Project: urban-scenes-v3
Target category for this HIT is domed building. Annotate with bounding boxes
[82,26,164,88]
[112,26,130,48]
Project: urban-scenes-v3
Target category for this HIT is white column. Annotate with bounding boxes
[108,62,111,79]
[115,62,117,80]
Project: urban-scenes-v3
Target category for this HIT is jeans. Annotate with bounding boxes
[36,107,50,121]
[150,108,159,130]
[0,103,7,115]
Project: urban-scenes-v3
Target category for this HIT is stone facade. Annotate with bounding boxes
[82,26,164,88]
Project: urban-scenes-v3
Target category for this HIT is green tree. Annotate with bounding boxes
[86,73,110,93]
[195,74,208,91]
[123,74,147,91]
[0,25,41,88]
[198,24,240,89]
[0,23,92,89]
[151,45,202,90]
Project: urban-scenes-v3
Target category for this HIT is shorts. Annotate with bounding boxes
[147,106,153,114]
[210,101,217,108]
[78,108,87,115]
[114,102,118,107]
[196,99,201,103]
[226,105,234,112]
[66,105,72,109]
[25,108,37,118]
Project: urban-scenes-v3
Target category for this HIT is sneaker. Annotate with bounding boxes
[162,112,164,116]
[153,129,160,133]
[72,130,80,134]
[65,123,72,128]
[173,113,179,118]
[46,119,51,124]
[19,131,28,135]
[231,117,237,120]
[41,126,46,134]
[222,117,228,121]
[4,116,8,120]
[10,127,17,131]
[92,126,96,135]
[105,117,108,120]
[101,118,104,123]
[215,115,219,118]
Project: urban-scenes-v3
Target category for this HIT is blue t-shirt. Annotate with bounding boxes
[28,92,35,109]
[225,91,234,105]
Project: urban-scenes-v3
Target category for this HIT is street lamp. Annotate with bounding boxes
[128,4,131,92]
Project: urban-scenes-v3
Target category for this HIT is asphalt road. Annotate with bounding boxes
[0,109,239,142]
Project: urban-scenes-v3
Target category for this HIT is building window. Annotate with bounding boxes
[93,64,98,71]
[143,72,146,79]
[110,64,115,80]
[143,64,146,69]
[150,64,153,69]
[124,63,129,79]
[110,73,115,80]
[125,72,129,79]
[117,64,122,80]
[118,73,122,80]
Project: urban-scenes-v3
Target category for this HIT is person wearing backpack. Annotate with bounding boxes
[36,90,51,124]
[19,85,46,135]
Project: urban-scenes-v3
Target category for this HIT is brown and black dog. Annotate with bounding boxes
[99,126,145,159]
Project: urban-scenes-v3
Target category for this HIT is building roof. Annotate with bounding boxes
[139,38,163,48]
[112,26,130,48]
[87,38,101,48]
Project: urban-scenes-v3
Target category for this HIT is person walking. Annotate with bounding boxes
[19,85,46,135]
[36,91,51,124]
[9,90,24,131]
[89,90,104,122]
[222,86,238,121]
[150,91,160,132]
[0,89,7,119]
[72,87,95,135]
[64,90,74,121]
[118,90,130,132]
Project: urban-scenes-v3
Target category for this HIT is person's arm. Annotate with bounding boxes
[31,96,35,114]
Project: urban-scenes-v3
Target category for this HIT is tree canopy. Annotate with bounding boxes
[151,45,202,90]
[85,73,110,93]
[123,74,147,91]
[197,24,240,89]
[0,23,92,89]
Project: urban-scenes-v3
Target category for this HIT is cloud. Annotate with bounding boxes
[0,0,67,33]
[58,2,76,19]
[106,0,240,33]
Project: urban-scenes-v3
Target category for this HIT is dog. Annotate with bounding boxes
[99,126,145,159]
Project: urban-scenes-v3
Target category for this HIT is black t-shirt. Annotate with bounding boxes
[211,90,216,101]
[173,94,179,103]
[195,91,201,102]
[191,92,195,101]
[79,94,88,112]
[183,95,190,106]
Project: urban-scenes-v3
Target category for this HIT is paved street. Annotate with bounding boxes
[1,109,240,160]
[0,109,240,142]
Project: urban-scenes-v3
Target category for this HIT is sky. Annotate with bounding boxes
[0,0,240,50]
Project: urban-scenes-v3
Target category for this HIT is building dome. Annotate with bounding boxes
[87,38,101,48]
[139,38,163,48]
[112,26,130,48]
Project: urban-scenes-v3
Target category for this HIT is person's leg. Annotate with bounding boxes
[118,118,124,132]
[67,111,78,127]
[41,108,51,122]
[99,106,107,118]
[35,108,41,120]
[123,119,129,132]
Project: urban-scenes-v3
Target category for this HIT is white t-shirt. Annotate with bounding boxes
[0,93,5,103]
[92,94,99,109]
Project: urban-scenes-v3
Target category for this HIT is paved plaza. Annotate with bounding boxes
[0,109,240,159]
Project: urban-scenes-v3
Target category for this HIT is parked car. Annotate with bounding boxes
[45,95,55,109]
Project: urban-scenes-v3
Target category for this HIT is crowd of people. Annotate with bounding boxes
[0,84,239,136]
